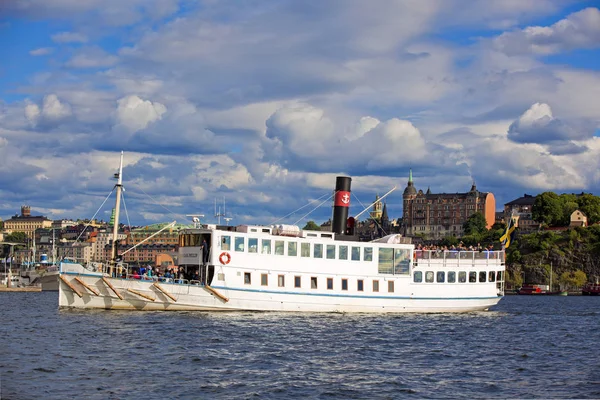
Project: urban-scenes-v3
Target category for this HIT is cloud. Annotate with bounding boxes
[264,103,428,173]
[29,47,54,56]
[508,103,596,153]
[1,0,180,26]
[113,95,166,133]
[24,94,73,128]
[51,31,88,43]
[65,46,118,68]
[493,7,600,55]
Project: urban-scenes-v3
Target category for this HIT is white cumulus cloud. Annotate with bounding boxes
[114,95,167,133]
[24,94,72,126]
[493,7,600,55]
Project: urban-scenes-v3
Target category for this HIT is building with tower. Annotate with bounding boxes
[3,206,52,238]
[401,171,496,240]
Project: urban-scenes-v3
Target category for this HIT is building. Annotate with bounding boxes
[3,206,52,238]
[401,170,495,239]
[570,210,588,227]
[504,194,540,232]
[370,195,383,220]
[52,219,77,229]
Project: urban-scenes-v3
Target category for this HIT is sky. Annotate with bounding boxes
[1,0,599,227]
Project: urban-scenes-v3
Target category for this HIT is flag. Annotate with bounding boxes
[500,218,517,249]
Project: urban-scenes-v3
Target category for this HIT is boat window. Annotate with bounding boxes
[301,243,310,257]
[326,245,335,259]
[314,244,323,258]
[388,280,394,293]
[274,240,284,255]
[496,271,503,281]
[458,271,467,283]
[222,236,231,251]
[261,273,268,286]
[437,271,445,283]
[479,271,486,283]
[448,271,456,283]
[351,246,360,261]
[469,271,477,283]
[311,276,318,289]
[364,247,373,261]
[180,234,201,247]
[288,242,297,257]
[294,276,301,288]
[235,237,245,252]
[327,277,333,290]
[278,275,285,287]
[357,279,364,291]
[262,239,272,254]
[248,238,258,253]
[378,248,394,274]
[342,278,348,291]
[244,272,251,285]
[488,271,496,282]
[338,245,348,260]
[413,271,422,283]
[373,280,380,292]
[425,271,434,283]
[394,249,410,275]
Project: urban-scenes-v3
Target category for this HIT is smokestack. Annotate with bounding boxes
[332,176,351,235]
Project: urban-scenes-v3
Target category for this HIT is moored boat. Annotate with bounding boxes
[581,283,600,296]
[58,155,506,313]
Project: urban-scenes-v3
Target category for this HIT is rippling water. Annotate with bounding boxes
[2,293,600,399]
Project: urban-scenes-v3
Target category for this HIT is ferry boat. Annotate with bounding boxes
[57,153,506,312]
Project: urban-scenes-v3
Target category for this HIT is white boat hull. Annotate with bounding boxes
[40,272,59,291]
[59,273,501,313]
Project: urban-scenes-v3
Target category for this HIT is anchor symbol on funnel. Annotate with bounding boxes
[341,193,350,204]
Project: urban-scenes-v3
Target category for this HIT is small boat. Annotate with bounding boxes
[57,153,507,313]
[582,283,600,296]
[517,284,565,295]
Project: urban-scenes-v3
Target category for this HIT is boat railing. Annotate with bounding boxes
[414,250,505,267]
[120,274,202,286]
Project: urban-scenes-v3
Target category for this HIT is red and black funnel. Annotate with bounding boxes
[332,176,351,235]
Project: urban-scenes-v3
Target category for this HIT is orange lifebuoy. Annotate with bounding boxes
[219,252,231,265]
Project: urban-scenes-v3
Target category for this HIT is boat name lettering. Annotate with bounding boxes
[182,253,198,258]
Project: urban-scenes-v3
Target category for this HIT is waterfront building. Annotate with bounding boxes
[3,206,52,238]
[503,194,540,232]
[401,171,495,239]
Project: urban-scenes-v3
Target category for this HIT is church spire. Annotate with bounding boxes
[409,168,413,183]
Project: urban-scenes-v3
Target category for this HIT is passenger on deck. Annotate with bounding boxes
[202,239,209,265]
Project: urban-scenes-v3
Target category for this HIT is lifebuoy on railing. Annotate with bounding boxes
[219,252,231,265]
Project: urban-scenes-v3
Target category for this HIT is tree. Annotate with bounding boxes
[302,221,321,231]
[559,270,587,290]
[4,231,27,243]
[577,194,600,224]
[462,212,487,236]
[533,192,563,226]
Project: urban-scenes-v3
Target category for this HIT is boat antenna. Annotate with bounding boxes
[110,151,124,273]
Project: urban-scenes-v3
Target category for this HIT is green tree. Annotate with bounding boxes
[462,212,487,235]
[577,194,600,224]
[533,192,563,226]
[4,231,27,243]
[559,270,587,290]
[302,221,321,231]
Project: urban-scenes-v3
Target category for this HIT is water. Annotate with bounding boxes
[1,293,600,399]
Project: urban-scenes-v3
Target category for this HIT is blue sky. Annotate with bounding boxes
[1,0,599,227]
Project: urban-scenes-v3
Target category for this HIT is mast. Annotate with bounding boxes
[110,151,124,269]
